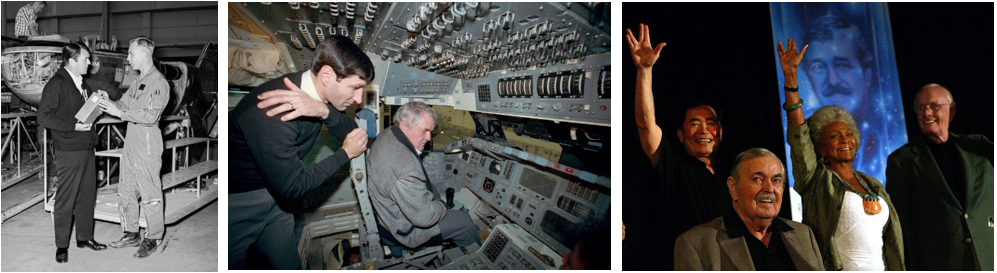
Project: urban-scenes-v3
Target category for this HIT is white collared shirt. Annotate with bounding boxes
[299,72,324,102]
[65,68,86,99]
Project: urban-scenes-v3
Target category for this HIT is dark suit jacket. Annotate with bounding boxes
[886,134,993,271]
[228,70,357,208]
[37,68,98,151]
[675,216,825,271]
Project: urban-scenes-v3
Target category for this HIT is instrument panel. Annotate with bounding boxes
[234,2,609,79]
[423,137,610,255]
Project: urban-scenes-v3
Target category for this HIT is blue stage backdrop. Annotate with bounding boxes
[770,3,907,187]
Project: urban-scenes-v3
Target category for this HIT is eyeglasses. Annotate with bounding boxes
[915,102,951,114]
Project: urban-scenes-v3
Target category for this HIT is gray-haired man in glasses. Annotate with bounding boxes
[885,83,993,271]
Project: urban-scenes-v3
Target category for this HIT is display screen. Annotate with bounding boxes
[540,211,582,252]
[519,167,557,199]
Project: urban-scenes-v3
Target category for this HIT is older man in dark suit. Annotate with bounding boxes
[37,42,107,264]
[675,148,823,271]
[886,84,993,271]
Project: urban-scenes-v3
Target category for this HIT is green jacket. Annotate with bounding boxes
[788,123,905,271]
[886,133,993,271]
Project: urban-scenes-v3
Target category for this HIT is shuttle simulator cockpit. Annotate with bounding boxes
[227,2,610,270]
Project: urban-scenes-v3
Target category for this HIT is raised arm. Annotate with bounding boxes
[778,39,820,191]
[627,23,667,166]
[777,38,807,126]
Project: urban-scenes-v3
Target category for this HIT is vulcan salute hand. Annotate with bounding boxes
[257,78,331,121]
[626,23,666,70]
[776,38,808,75]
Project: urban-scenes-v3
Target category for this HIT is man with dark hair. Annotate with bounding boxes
[802,14,874,115]
[227,35,372,269]
[15,1,45,38]
[98,35,169,259]
[367,101,481,249]
[38,42,106,264]
[624,23,731,270]
[801,13,896,180]
[886,84,993,271]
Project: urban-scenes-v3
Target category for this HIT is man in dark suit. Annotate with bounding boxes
[675,148,823,271]
[37,42,107,263]
[886,84,993,271]
[227,36,370,269]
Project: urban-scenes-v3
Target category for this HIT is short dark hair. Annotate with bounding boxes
[310,36,375,82]
[803,14,873,69]
[61,42,90,67]
[673,101,723,132]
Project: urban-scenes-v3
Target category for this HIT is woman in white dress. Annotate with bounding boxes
[776,38,904,271]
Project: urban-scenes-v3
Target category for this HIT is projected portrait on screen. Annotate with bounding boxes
[771,3,907,185]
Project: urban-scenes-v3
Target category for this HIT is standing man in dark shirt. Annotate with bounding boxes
[37,42,107,264]
[886,84,993,271]
[624,23,731,270]
[228,36,371,269]
[674,148,823,271]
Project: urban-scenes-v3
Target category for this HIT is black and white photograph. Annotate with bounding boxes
[2,1,219,271]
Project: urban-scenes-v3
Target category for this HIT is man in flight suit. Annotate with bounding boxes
[98,36,169,258]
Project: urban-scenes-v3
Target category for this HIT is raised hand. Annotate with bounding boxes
[257,77,330,121]
[776,38,808,74]
[626,23,667,69]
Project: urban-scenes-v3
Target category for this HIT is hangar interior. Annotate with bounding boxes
[1,1,218,270]
[228,2,610,270]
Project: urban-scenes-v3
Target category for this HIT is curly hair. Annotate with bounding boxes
[808,105,861,156]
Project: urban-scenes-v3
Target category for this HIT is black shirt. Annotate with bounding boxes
[925,135,967,208]
[628,136,731,270]
[723,207,797,271]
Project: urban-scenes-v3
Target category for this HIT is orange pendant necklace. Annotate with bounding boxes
[841,171,881,215]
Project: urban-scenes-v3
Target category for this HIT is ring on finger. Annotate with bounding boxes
[288,102,295,109]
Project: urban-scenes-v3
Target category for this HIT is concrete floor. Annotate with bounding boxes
[1,174,218,271]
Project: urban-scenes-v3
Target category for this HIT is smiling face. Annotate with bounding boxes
[729,155,784,221]
[804,28,872,114]
[676,105,722,159]
[819,121,857,163]
[915,86,954,142]
[401,112,435,152]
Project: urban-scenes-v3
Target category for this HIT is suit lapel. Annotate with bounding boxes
[780,229,815,270]
[953,135,986,210]
[717,221,755,271]
[910,138,963,210]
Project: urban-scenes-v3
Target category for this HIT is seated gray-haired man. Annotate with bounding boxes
[366,101,481,249]
[675,148,824,271]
